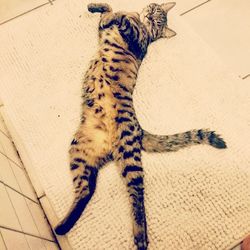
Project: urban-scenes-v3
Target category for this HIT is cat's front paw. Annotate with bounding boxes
[99,13,119,30]
[88,3,112,14]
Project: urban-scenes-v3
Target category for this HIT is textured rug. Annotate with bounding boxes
[0,0,250,249]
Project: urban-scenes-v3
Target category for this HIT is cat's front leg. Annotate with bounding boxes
[99,12,124,30]
[99,11,139,31]
[87,3,112,14]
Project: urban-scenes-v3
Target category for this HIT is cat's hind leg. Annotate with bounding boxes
[54,158,99,235]
[142,128,227,153]
[115,127,148,250]
[55,124,111,235]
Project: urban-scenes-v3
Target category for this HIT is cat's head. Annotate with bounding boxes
[140,2,176,41]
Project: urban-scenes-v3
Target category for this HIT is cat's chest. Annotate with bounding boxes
[82,50,139,136]
[83,55,136,108]
[82,66,117,129]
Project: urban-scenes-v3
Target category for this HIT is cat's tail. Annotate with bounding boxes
[142,128,227,153]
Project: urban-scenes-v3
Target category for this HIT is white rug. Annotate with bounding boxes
[0,0,249,249]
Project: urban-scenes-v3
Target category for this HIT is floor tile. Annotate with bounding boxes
[43,240,59,250]
[0,154,21,192]
[26,199,54,241]
[0,132,22,166]
[39,196,57,227]
[0,115,10,138]
[0,232,7,250]
[0,228,30,250]
[181,0,250,76]
[7,188,40,236]
[25,235,47,250]
[0,183,21,231]
[0,109,46,199]
[11,162,38,202]
[40,196,71,249]
[0,0,49,24]
[177,0,211,15]
[231,244,241,250]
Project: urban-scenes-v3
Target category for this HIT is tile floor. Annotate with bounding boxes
[0,0,52,25]
[0,113,59,249]
[181,0,250,78]
[0,0,248,249]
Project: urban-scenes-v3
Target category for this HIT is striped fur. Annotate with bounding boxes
[142,129,226,152]
[54,3,226,250]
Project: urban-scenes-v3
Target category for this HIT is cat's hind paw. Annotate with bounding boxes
[99,12,119,30]
[134,232,149,250]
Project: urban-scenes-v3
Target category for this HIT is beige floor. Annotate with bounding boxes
[0,0,249,250]
[0,0,52,25]
[0,111,59,249]
[181,0,250,78]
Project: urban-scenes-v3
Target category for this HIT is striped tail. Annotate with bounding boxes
[142,129,227,153]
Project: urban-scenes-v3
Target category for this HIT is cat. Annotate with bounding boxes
[54,3,226,250]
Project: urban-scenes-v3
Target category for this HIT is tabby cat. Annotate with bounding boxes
[55,3,226,249]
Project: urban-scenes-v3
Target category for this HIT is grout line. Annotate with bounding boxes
[242,74,250,80]
[0,225,56,243]
[0,231,7,250]
[0,151,22,169]
[0,2,52,26]
[38,193,46,199]
[180,0,212,16]
[0,180,39,205]
[25,235,35,250]
[48,0,54,5]
[7,155,22,168]
[0,130,10,140]
[24,231,32,250]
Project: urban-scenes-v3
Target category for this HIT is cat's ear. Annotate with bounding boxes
[162,27,176,38]
[161,2,176,13]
